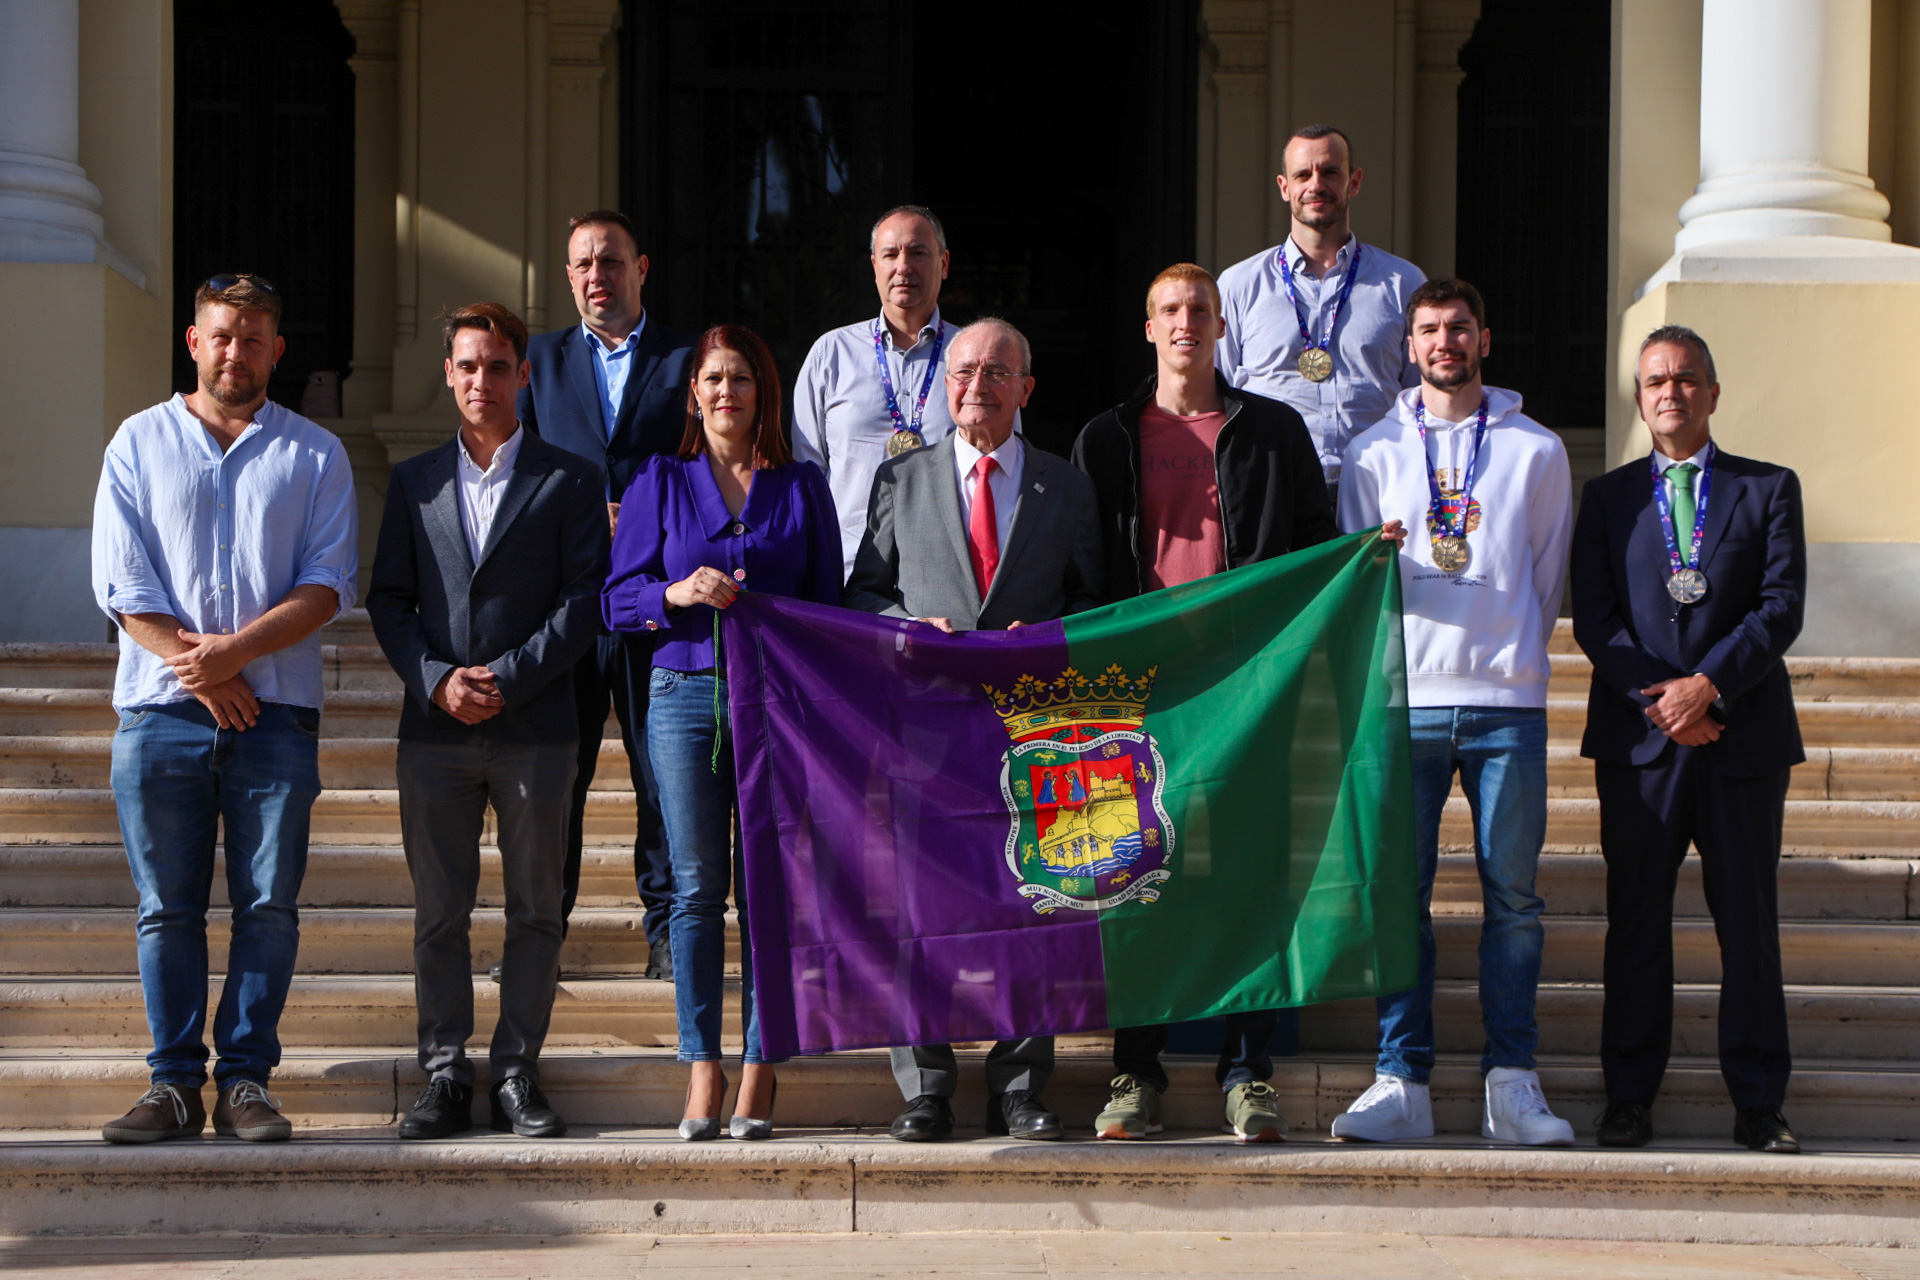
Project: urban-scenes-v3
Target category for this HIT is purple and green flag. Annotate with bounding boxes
[724,528,1418,1059]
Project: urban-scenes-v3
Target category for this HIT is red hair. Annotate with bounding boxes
[678,325,792,468]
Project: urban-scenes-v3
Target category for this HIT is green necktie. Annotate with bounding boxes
[1668,462,1699,567]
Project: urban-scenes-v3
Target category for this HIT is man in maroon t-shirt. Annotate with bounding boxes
[1073,264,1401,1143]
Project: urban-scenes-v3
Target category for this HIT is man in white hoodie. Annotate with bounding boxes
[1333,278,1575,1145]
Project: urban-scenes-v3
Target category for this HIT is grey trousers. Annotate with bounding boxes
[889,1038,1055,1101]
[397,738,576,1086]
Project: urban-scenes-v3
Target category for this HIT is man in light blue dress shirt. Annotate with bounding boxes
[91,275,359,1145]
[1216,124,1426,505]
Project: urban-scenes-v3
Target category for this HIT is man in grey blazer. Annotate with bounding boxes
[368,303,609,1142]
[846,318,1105,1141]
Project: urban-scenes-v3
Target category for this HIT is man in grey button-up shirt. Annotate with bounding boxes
[1216,124,1425,503]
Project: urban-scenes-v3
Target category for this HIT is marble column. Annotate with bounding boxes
[1676,0,1886,248]
[0,0,119,270]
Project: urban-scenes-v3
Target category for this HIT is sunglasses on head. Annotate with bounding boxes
[202,273,277,294]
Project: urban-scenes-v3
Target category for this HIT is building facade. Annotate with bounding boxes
[0,0,1915,652]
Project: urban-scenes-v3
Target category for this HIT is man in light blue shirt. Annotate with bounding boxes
[1216,124,1425,504]
[586,308,643,435]
[90,275,359,1146]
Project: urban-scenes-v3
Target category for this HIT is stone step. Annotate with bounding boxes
[8,843,1907,921]
[0,786,643,844]
[2,1046,1916,1142]
[7,974,1914,1061]
[0,906,692,976]
[1542,651,1920,701]
[1434,850,1917,919]
[1,905,1911,986]
[0,785,1907,853]
[1436,797,1919,855]
[324,609,376,646]
[1541,697,1920,746]
[7,1125,1920,1246]
[0,644,402,692]
[0,735,637,791]
[10,736,1915,802]
[0,844,645,908]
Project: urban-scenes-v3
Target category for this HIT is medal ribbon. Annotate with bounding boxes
[1414,396,1488,539]
[1277,240,1365,367]
[872,320,947,441]
[1650,445,1714,574]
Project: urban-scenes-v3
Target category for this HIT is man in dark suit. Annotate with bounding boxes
[1571,324,1806,1154]
[847,318,1105,1142]
[370,303,609,1141]
[517,210,696,979]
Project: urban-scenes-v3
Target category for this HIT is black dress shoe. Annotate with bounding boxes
[645,940,674,983]
[1594,1099,1653,1148]
[398,1077,473,1140]
[1734,1106,1801,1153]
[491,1075,567,1138]
[987,1090,1063,1141]
[889,1094,953,1142]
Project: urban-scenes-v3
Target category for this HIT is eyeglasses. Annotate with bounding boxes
[947,365,1027,386]
[202,273,277,294]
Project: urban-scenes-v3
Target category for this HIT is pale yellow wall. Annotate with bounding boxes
[1196,0,1478,277]
[1614,281,1920,544]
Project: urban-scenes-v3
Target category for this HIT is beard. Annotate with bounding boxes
[1292,195,1347,230]
[203,366,264,407]
[1422,354,1480,391]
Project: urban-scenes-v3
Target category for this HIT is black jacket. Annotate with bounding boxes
[367,432,610,745]
[1070,373,1341,599]
[1571,447,1805,776]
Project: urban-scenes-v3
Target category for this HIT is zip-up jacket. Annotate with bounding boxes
[1070,373,1341,600]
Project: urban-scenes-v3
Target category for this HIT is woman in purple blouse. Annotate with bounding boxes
[602,325,840,1140]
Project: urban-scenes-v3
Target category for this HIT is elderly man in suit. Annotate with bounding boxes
[1571,324,1806,1154]
[846,317,1105,1142]
[369,303,609,1141]
[517,210,696,979]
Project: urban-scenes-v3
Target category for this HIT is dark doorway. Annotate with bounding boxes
[1453,0,1610,431]
[173,1,356,413]
[622,0,1198,457]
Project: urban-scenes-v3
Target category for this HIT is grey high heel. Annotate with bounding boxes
[679,1116,723,1141]
[730,1078,777,1140]
[679,1070,726,1141]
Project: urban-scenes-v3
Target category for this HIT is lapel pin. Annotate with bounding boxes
[1033,482,1046,494]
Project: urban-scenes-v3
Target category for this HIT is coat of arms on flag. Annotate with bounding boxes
[985,663,1172,913]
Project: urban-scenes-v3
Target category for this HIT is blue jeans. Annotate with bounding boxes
[647,669,778,1065]
[1376,706,1547,1083]
[110,700,322,1088]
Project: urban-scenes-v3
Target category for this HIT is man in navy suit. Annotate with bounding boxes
[1571,324,1806,1154]
[517,210,696,979]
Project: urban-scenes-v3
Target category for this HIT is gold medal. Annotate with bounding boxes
[1431,535,1470,573]
[886,428,926,458]
[1297,347,1334,382]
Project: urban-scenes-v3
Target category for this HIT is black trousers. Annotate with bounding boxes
[1112,1010,1278,1094]
[1596,749,1792,1111]
[564,632,670,949]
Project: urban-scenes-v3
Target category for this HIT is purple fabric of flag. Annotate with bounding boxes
[724,595,1107,1058]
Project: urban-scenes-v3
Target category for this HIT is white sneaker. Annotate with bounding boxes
[1330,1074,1434,1142]
[1482,1067,1575,1145]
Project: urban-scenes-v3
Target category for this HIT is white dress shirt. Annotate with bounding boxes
[585,314,647,440]
[791,310,962,578]
[1657,442,1713,510]
[951,430,1024,556]
[1215,235,1426,486]
[91,395,360,712]
[456,425,525,564]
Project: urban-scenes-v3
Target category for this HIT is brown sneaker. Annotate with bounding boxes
[102,1082,206,1144]
[213,1079,292,1142]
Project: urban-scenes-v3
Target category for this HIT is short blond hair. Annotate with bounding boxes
[1144,263,1220,318]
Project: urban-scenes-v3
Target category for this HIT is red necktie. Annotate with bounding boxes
[967,455,999,597]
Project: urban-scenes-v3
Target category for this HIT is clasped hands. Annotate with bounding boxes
[1642,672,1721,746]
[167,628,260,731]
